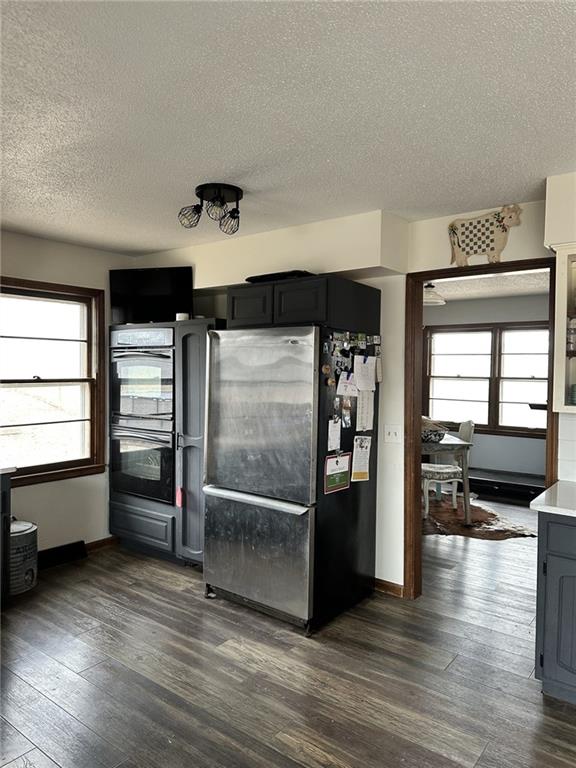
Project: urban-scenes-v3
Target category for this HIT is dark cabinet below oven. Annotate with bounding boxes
[110,500,175,553]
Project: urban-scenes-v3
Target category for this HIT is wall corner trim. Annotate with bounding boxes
[374,578,405,598]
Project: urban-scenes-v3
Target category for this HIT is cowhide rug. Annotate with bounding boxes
[422,496,536,540]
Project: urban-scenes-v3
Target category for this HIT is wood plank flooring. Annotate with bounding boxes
[2,502,576,768]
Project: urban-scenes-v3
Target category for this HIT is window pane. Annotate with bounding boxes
[501,354,548,378]
[430,378,489,401]
[502,330,549,354]
[431,355,491,377]
[0,383,90,426]
[0,295,87,340]
[430,399,488,424]
[0,338,87,379]
[432,332,492,355]
[500,380,548,405]
[499,403,547,429]
[0,421,90,468]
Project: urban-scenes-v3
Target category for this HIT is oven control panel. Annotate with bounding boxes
[111,327,174,348]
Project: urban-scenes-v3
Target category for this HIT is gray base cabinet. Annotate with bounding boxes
[536,511,576,705]
[110,500,175,552]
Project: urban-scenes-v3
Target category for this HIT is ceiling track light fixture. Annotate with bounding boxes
[423,282,447,306]
[178,183,243,236]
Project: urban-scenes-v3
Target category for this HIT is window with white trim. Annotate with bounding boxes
[425,322,549,436]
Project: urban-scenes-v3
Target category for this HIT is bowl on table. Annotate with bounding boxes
[421,428,446,443]
[421,417,447,443]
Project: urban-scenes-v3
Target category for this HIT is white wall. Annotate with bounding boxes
[135,210,385,289]
[467,434,545,476]
[1,230,128,550]
[423,294,549,325]
[364,275,406,585]
[423,294,549,476]
[128,209,410,288]
[409,200,548,273]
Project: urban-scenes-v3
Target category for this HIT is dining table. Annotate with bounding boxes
[421,434,473,525]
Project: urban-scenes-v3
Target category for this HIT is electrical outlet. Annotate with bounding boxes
[384,424,402,443]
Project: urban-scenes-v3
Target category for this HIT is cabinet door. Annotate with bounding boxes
[110,501,175,552]
[543,554,576,689]
[175,324,208,562]
[274,278,327,325]
[227,285,273,327]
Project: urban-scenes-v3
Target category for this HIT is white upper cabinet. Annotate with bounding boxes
[545,172,576,250]
[546,172,576,413]
[554,247,576,413]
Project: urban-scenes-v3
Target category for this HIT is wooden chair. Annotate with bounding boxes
[422,420,475,518]
[421,463,462,518]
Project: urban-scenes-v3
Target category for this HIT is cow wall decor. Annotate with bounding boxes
[448,204,522,267]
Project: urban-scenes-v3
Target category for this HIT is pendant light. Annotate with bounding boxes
[178,183,243,235]
[423,283,446,306]
[219,207,240,236]
[205,195,228,222]
[178,202,203,229]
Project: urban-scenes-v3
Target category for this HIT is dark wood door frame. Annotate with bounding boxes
[403,257,558,600]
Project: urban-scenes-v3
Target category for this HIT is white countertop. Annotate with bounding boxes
[0,467,16,476]
[530,481,576,518]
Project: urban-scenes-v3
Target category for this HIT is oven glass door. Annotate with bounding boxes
[110,427,174,503]
[111,349,174,419]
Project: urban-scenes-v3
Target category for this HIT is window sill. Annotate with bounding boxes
[442,422,547,439]
[11,463,106,487]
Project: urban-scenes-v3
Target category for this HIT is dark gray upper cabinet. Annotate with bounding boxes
[536,512,576,705]
[274,278,327,325]
[227,284,273,327]
[227,276,380,334]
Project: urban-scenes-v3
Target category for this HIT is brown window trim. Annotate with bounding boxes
[423,320,549,439]
[0,276,105,485]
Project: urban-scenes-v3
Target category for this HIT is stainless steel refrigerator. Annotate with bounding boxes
[203,325,378,632]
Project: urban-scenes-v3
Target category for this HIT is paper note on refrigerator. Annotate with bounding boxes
[328,417,341,451]
[324,453,351,494]
[356,390,374,432]
[353,355,376,391]
[352,436,371,482]
[336,373,358,397]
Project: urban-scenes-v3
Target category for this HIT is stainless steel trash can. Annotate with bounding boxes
[10,520,38,595]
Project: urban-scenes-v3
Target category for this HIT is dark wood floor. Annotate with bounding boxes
[2,504,576,768]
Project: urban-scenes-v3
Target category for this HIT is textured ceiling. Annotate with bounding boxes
[433,269,549,300]
[2,2,576,254]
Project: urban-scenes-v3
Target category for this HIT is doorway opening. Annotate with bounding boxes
[404,258,557,599]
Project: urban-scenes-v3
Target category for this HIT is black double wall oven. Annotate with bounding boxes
[110,327,175,504]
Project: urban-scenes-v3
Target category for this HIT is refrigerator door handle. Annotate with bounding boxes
[202,485,312,516]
